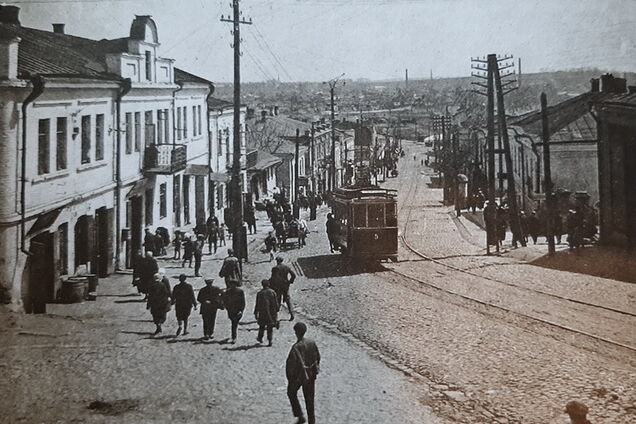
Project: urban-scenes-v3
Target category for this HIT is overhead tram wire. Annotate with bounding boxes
[245,30,288,82]
[251,23,294,81]
[244,45,276,82]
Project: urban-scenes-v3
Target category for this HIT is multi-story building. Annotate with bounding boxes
[0,6,214,311]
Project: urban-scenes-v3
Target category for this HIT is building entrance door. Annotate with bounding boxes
[25,231,54,313]
[95,207,114,277]
[195,175,206,226]
[130,196,143,258]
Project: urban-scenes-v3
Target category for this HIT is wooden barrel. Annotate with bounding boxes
[62,277,87,303]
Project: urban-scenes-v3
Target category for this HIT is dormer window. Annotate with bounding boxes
[145,51,152,81]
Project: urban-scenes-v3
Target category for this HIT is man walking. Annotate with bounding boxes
[325,213,338,253]
[194,234,205,277]
[219,248,242,288]
[172,274,197,336]
[197,279,224,339]
[254,279,278,346]
[146,273,172,336]
[138,251,158,299]
[222,283,245,344]
[286,322,320,424]
[270,256,296,320]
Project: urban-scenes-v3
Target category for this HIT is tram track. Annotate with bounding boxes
[386,143,636,353]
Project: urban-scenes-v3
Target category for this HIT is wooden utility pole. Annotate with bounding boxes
[541,93,555,255]
[324,73,345,193]
[294,128,300,218]
[221,1,251,259]
[486,55,496,207]
[310,122,315,193]
[493,57,524,247]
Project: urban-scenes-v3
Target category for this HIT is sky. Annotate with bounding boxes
[9,0,636,83]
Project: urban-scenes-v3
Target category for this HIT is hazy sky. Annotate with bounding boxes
[11,0,636,82]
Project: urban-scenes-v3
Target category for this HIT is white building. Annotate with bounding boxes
[0,7,215,311]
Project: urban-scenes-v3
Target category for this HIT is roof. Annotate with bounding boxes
[595,92,636,109]
[509,91,612,140]
[207,97,233,109]
[269,138,308,156]
[0,21,210,85]
[246,150,282,172]
[250,115,312,139]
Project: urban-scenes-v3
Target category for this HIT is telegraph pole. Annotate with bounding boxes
[324,73,345,193]
[294,128,300,218]
[221,1,251,260]
[310,122,316,193]
[541,93,555,255]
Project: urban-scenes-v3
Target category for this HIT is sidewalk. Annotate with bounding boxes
[0,208,446,424]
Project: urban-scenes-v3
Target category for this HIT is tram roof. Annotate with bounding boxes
[333,185,397,200]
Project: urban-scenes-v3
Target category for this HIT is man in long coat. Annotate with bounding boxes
[196,279,224,339]
[270,256,296,320]
[138,251,158,298]
[147,273,171,335]
[254,279,278,346]
[219,248,242,287]
[172,274,197,336]
[222,283,245,344]
[286,322,320,424]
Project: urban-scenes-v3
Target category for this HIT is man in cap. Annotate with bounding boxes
[270,256,296,320]
[222,280,245,344]
[286,322,320,424]
[565,401,591,424]
[172,274,197,336]
[196,279,224,339]
[254,279,278,346]
[194,234,205,277]
[147,272,172,335]
[219,248,242,288]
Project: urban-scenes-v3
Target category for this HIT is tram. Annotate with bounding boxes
[330,185,398,262]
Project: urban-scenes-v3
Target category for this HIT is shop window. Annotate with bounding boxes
[38,118,50,174]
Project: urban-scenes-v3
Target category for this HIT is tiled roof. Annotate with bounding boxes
[246,149,282,172]
[0,22,210,85]
[509,91,613,140]
[596,92,636,108]
[207,97,233,109]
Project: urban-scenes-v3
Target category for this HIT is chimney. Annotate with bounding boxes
[260,110,267,121]
[629,86,636,95]
[246,107,255,120]
[52,24,65,34]
[590,78,599,93]
[274,105,279,116]
[0,34,20,80]
[600,74,614,93]
[614,77,627,94]
[0,5,20,25]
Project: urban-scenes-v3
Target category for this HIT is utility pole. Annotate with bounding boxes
[294,128,300,218]
[541,93,555,255]
[310,122,315,193]
[221,1,251,261]
[324,73,345,193]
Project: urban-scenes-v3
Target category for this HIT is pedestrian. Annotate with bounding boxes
[245,207,256,235]
[143,228,155,254]
[194,234,205,277]
[131,249,143,293]
[182,234,194,268]
[552,213,564,244]
[497,205,507,244]
[222,283,245,344]
[298,217,308,247]
[566,209,582,250]
[484,201,499,254]
[270,256,296,321]
[206,214,219,233]
[146,273,172,336]
[326,213,338,253]
[219,248,242,288]
[527,211,540,244]
[309,193,317,221]
[172,231,182,260]
[565,401,592,424]
[154,229,165,257]
[207,221,218,254]
[197,279,224,339]
[519,211,529,245]
[137,251,158,299]
[254,279,278,346]
[239,221,249,263]
[171,274,197,336]
[264,230,278,262]
[286,322,320,424]
[218,224,226,246]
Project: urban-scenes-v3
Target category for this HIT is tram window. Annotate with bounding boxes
[386,203,397,226]
[353,204,366,227]
[368,204,384,227]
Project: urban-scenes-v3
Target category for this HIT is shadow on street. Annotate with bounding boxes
[297,254,388,279]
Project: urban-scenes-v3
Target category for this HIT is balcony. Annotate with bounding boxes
[143,143,187,174]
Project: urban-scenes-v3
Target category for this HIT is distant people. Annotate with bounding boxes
[239,221,249,263]
[222,283,245,344]
[194,234,205,277]
[182,234,194,268]
[172,231,183,260]
[527,211,540,244]
[147,273,172,335]
[218,224,226,247]
[219,248,242,288]
[172,274,197,336]
[297,218,308,247]
[326,213,338,253]
[483,201,499,255]
[270,256,296,321]
[154,229,165,256]
[286,322,320,424]
[497,205,508,244]
[197,279,224,339]
[309,194,317,221]
[264,230,278,262]
[137,251,158,299]
[565,401,591,424]
[143,228,155,253]
[519,211,529,245]
[131,249,144,294]
[566,209,582,250]
[207,221,218,254]
[254,279,278,346]
[245,207,257,235]
[552,213,564,244]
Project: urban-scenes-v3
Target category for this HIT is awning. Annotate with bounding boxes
[184,164,210,176]
[209,172,230,183]
[27,206,64,236]
[126,178,153,199]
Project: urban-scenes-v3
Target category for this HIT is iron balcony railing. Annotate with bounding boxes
[143,143,187,174]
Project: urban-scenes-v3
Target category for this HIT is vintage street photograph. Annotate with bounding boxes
[0,0,634,423]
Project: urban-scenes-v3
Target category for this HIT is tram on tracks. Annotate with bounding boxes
[330,185,398,262]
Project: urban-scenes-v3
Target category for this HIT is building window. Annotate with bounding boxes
[125,112,133,154]
[159,183,167,218]
[197,105,202,136]
[163,109,170,144]
[134,112,141,152]
[58,223,68,275]
[156,110,163,144]
[145,51,152,81]
[144,110,154,147]
[218,130,223,156]
[38,118,50,175]
[176,107,182,141]
[55,117,67,171]
[81,115,91,164]
[183,107,188,139]
[145,188,154,226]
[192,106,197,137]
[217,183,224,209]
[95,114,104,161]
[183,175,190,224]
